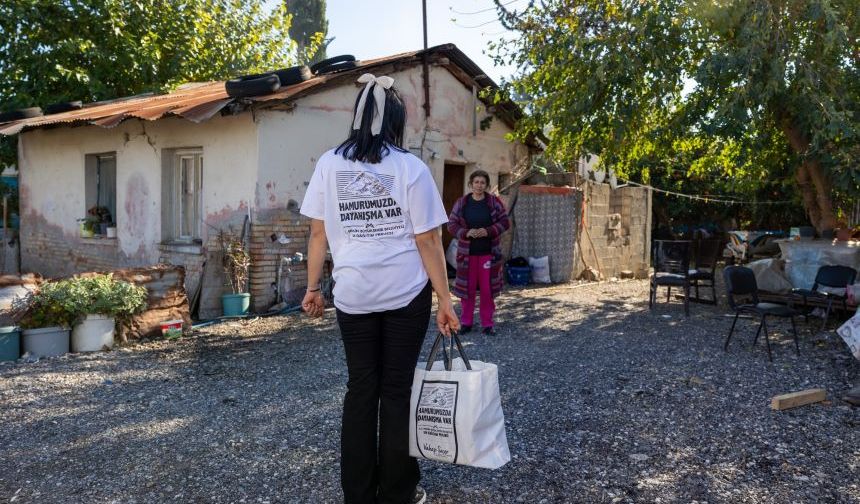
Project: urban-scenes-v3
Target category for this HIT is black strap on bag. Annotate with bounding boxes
[425,333,473,371]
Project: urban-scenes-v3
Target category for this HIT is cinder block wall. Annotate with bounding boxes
[576,181,651,279]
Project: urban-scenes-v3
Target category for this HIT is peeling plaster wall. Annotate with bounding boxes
[18,114,257,318]
[250,64,529,310]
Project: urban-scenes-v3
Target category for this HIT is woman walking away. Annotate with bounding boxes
[300,73,459,504]
[447,170,510,335]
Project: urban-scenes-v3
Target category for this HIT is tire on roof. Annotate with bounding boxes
[273,65,312,87]
[225,73,281,99]
[0,107,43,123]
[314,60,360,76]
[45,101,83,115]
[310,55,356,74]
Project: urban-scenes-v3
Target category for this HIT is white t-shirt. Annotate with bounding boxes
[300,147,448,314]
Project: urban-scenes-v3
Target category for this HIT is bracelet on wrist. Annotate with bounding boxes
[307,286,321,293]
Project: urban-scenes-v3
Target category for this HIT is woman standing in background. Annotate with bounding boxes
[447,170,510,335]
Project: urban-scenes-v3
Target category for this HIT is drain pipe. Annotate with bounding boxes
[421,0,431,119]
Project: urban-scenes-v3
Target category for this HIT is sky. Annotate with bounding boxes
[282,0,526,84]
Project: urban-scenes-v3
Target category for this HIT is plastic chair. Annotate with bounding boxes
[689,240,722,305]
[723,266,799,361]
[791,265,857,331]
[649,240,692,316]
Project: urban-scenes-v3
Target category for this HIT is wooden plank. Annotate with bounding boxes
[771,389,827,410]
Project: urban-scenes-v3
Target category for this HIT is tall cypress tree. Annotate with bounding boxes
[286,0,330,64]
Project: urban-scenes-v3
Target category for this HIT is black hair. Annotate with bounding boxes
[336,84,407,164]
[469,170,491,185]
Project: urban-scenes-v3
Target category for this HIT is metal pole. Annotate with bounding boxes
[421,0,431,118]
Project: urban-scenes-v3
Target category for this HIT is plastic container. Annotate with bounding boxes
[22,326,70,357]
[0,326,20,361]
[222,293,251,317]
[160,319,183,339]
[71,314,115,352]
[506,265,531,286]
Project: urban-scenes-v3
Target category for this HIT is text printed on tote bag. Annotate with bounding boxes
[415,380,459,464]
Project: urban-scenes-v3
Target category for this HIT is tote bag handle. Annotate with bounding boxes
[425,333,473,371]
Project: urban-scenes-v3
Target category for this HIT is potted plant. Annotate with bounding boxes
[13,283,78,358]
[64,274,148,352]
[0,325,20,362]
[218,228,251,317]
[87,206,113,235]
[77,217,98,238]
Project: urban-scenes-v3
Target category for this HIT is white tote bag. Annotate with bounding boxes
[409,334,511,469]
[837,310,860,360]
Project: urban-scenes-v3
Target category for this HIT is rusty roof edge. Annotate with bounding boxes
[0,44,541,149]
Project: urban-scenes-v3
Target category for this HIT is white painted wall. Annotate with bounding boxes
[256,64,529,210]
[19,114,258,264]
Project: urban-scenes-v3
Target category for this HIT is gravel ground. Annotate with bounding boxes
[1,279,858,504]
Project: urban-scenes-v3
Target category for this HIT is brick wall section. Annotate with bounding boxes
[576,181,651,280]
[248,208,311,313]
[22,218,134,278]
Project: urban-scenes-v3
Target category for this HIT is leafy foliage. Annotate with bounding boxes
[0,0,307,165]
[286,0,330,64]
[490,0,859,228]
[14,274,148,329]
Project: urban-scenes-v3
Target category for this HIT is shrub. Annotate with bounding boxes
[15,274,148,330]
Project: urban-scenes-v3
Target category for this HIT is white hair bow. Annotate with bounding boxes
[352,73,395,136]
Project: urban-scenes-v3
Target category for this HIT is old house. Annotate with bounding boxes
[0,45,537,318]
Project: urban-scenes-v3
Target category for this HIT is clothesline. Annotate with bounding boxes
[615,177,796,205]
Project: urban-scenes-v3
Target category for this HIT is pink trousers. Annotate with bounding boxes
[459,254,495,328]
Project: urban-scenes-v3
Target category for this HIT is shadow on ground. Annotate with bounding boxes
[0,277,857,503]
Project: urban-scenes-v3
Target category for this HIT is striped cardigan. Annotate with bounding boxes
[447,193,511,299]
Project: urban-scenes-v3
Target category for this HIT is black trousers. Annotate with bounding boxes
[335,282,432,504]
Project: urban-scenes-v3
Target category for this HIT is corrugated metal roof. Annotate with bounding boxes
[0,44,522,136]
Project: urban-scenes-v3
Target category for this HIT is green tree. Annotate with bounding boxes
[0,0,309,165]
[285,0,330,64]
[492,0,859,232]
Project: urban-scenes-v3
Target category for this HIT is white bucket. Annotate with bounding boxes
[71,314,116,352]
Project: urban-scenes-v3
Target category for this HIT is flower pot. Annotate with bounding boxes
[22,326,70,358]
[98,223,109,235]
[106,226,117,238]
[79,222,94,238]
[836,228,852,241]
[71,314,115,352]
[222,293,251,317]
[0,326,20,361]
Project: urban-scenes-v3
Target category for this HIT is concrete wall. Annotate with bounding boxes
[18,114,258,318]
[576,181,651,280]
[248,64,529,310]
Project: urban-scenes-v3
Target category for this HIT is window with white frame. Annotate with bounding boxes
[162,149,202,242]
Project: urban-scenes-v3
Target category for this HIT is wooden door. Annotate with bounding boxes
[442,163,465,250]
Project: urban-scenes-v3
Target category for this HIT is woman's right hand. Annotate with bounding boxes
[302,290,325,318]
[436,298,460,337]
